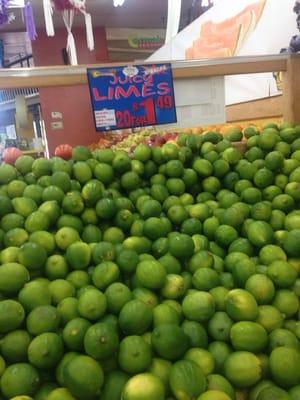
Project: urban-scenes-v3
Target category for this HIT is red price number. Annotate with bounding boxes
[156,95,173,109]
[116,110,148,128]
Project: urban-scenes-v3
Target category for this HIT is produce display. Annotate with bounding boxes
[0,121,299,400]
[89,129,183,152]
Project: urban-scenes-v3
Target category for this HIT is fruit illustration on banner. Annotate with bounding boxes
[186,0,266,59]
[43,0,94,65]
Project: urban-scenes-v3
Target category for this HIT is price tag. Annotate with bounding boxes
[87,63,177,131]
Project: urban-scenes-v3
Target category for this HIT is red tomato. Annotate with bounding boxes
[3,147,23,164]
[54,144,73,160]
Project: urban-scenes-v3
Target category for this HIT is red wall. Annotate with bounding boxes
[32,27,109,155]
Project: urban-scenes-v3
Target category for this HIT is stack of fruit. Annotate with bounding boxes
[89,130,179,153]
[0,122,299,400]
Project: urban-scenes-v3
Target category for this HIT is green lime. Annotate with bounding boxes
[48,279,75,305]
[267,260,297,288]
[45,255,69,280]
[57,297,79,324]
[84,322,119,361]
[168,233,195,260]
[0,164,17,184]
[105,282,132,314]
[1,330,31,363]
[0,262,29,295]
[103,227,125,244]
[24,211,49,233]
[66,270,90,289]
[222,147,242,164]
[18,242,47,272]
[265,151,284,171]
[181,320,208,348]
[153,303,180,326]
[63,354,104,399]
[15,155,34,174]
[208,341,232,372]
[28,332,63,369]
[136,260,166,289]
[230,321,268,352]
[0,363,40,398]
[18,280,51,312]
[272,289,299,318]
[119,299,152,335]
[42,185,64,203]
[28,231,55,255]
[225,289,258,321]
[0,300,25,333]
[160,274,185,299]
[63,317,92,352]
[208,311,233,342]
[65,242,91,270]
[247,221,274,248]
[132,287,158,309]
[224,351,262,388]
[92,261,119,290]
[118,335,151,374]
[169,359,206,399]
[87,193,109,216]
[245,274,275,304]
[51,171,71,193]
[151,324,188,361]
[78,288,107,321]
[209,287,229,311]
[215,225,238,248]
[197,390,231,400]
[207,374,235,400]
[1,213,24,231]
[94,148,114,163]
[47,388,76,400]
[182,291,215,322]
[231,258,256,287]
[257,386,291,400]
[26,305,60,335]
[283,229,300,256]
[122,373,165,400]
[92,242,115,263]
[270,347,300,387]
[269,328,300,351]
[81,225,102,244]
[289,385,300,400]
[112,152,131,173]
[186,347,215,376]
[55,227,80,250]
[192,268,220,291]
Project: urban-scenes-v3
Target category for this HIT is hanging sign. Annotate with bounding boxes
[87,63,177,131]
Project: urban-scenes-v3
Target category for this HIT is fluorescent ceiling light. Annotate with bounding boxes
[113,0,125,6]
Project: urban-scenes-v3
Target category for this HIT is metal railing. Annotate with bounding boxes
[0,87,38,103]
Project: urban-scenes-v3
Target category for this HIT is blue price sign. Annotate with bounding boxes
[87,63,177,131]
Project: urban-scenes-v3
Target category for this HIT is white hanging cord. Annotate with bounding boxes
[82,11,94,51]
[62,9,78,65]
[165,0,182,44]
[43,0,54,36]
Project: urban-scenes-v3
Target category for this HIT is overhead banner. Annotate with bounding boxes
[87,63,177,131]
[149,0,296,105]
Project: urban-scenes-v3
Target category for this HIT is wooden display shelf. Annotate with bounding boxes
[22,148,45,155]
[0,54,299,123]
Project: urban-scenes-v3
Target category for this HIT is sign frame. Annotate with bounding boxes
[87,63,177,132]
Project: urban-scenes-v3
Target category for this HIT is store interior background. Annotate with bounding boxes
[0,0,212,156]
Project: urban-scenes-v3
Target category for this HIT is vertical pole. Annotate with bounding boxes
[283,54,300,124]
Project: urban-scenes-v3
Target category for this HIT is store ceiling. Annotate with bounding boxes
[1,0,194,30]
